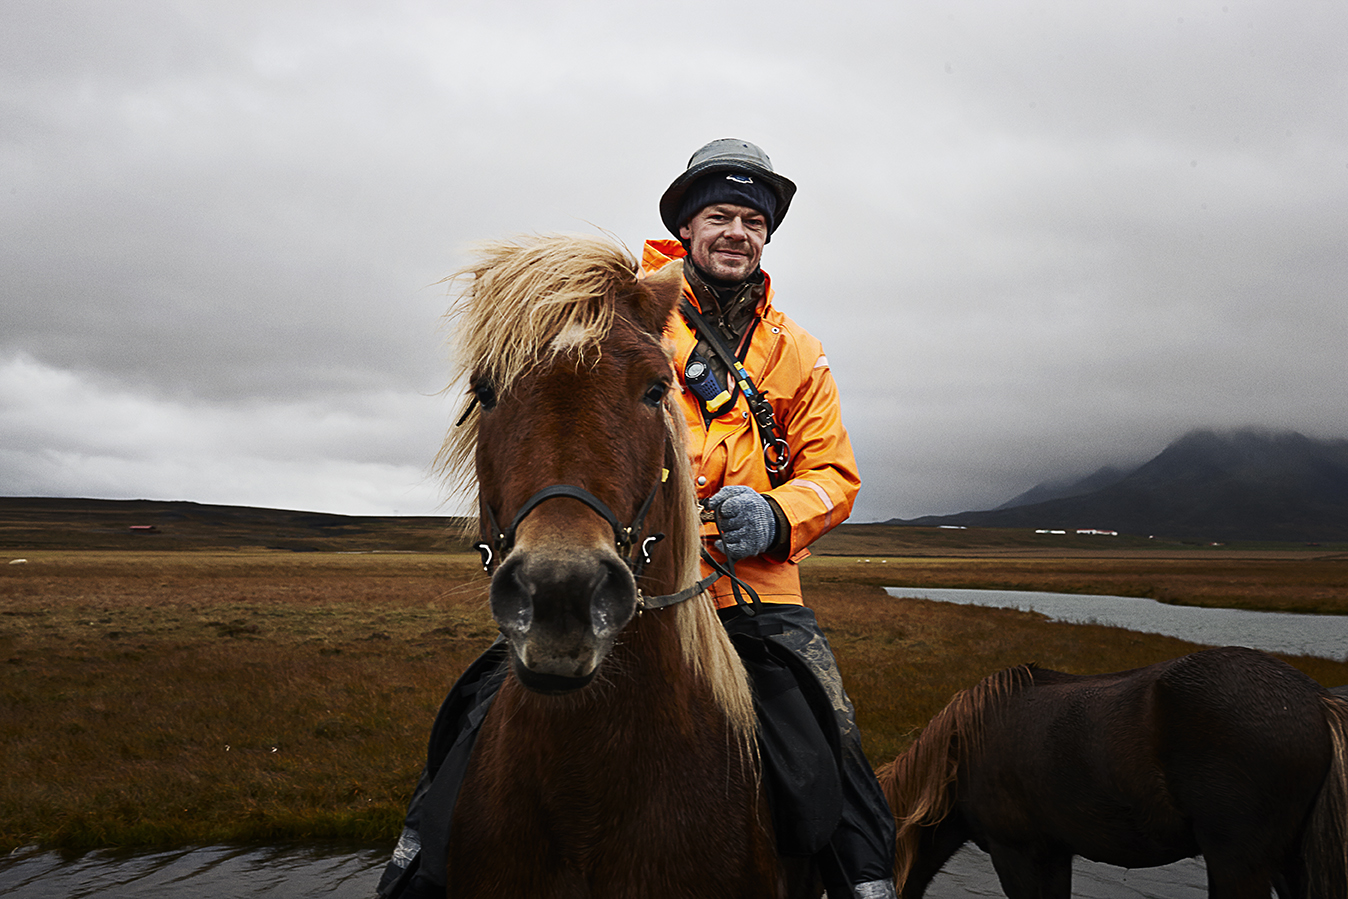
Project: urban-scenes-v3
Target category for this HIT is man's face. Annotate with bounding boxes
[678,203,768,283]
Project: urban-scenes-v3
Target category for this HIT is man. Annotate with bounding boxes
[643,138,896,899]
[377,139,895,899]
[645,138,861,609]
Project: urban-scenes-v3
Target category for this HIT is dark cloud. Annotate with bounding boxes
[3,0,1345,521]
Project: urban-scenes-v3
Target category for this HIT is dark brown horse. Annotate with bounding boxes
[877,645,1348,899]
[433,234,794,897]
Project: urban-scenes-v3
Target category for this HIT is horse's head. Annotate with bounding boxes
[440,236,688,694]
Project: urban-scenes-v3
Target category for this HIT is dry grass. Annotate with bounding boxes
[0,552,494,851]
[2,548,1346,852]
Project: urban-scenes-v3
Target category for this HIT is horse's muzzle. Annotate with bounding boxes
[489,548,637,694]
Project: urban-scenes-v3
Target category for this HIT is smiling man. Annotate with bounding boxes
[641,139,897,899]
[680,202,767,281]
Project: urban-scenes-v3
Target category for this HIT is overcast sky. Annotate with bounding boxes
[3,1,1346,523]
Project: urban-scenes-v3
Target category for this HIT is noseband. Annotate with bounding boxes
[474,430,762,614]
[474,429,716,612]
[476,479,666,580]
[476,473,765,615]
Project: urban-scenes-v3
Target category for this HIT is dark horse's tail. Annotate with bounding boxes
[1301,693,1348,899]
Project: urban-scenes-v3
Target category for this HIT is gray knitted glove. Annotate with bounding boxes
[707,485,777,561]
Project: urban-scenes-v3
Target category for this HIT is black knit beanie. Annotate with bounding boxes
[675,172,778,234]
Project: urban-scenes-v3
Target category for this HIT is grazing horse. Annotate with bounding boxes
[876,645,1348,899]
[434,235,794,897]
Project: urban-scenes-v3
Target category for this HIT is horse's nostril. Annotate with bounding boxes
[489,549,637,693]
[488,561,534,637]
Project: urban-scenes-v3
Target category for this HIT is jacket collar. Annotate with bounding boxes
[682,260,765,342]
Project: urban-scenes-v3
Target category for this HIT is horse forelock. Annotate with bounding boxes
[434,233,641,492]
[453,235,636,381]
[883,664,1036,889]
[433,233,755,746]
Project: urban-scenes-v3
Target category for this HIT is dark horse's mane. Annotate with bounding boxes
[877,663,1039,886]
[432,233,755,741]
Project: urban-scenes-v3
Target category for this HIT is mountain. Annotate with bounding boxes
[894,428,1348,543]
[0,496,473,552]
[995,464,1133,510]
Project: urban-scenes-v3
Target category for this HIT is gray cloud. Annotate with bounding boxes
[3,0,1346,522]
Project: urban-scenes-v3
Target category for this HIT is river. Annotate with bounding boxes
[885,585,1348,661]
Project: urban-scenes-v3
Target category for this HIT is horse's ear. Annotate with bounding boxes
[632,259,684,335]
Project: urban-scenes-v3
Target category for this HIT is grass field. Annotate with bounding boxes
[3,539,1347,853]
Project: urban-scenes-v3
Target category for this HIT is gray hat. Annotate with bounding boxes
[659,138,797,238]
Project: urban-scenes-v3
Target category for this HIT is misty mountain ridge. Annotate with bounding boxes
[896,427,1348,543]
[995,464,1133,510]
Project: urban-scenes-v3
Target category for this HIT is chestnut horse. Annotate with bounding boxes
[433,235,797,897]
[877,646,1348,899]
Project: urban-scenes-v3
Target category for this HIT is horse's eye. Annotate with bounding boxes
[473,380,497,411]
[642,381,669,407]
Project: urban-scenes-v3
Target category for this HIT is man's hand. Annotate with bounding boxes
[706,486,777,561]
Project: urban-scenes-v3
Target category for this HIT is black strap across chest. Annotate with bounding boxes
[679,299,792,486]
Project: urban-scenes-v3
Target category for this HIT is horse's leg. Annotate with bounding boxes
[1187,775,1306,899]
[898,819,971,899]
[1272,866,1298,899]
[986,842,1071,899]
[1203,856,1275,899]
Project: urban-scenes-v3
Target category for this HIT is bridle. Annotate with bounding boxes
[469,442,754,611]
[473,436,731,613]
[476,480,664,580]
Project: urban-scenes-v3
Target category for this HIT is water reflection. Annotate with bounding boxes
[929,846,1209,899]
[0,844,386,899]
[1,842,1208,898]
[885,586,1348,661]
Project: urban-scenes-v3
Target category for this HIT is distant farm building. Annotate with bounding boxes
[129,525,159,534]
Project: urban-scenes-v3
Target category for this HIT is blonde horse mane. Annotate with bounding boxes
[434,233,755,743]
[435,233,632,489]
[877,664,1037,888]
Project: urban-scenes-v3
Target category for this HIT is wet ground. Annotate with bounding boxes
[0,842,1210,897]
[0,843,388,898]
[929,846,1208,897]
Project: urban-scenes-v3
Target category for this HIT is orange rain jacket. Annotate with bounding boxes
[641,239,861,608]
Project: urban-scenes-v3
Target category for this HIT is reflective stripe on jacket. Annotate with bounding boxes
[641,239,861,608]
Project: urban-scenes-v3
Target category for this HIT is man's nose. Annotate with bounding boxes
[725,217,748,238]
